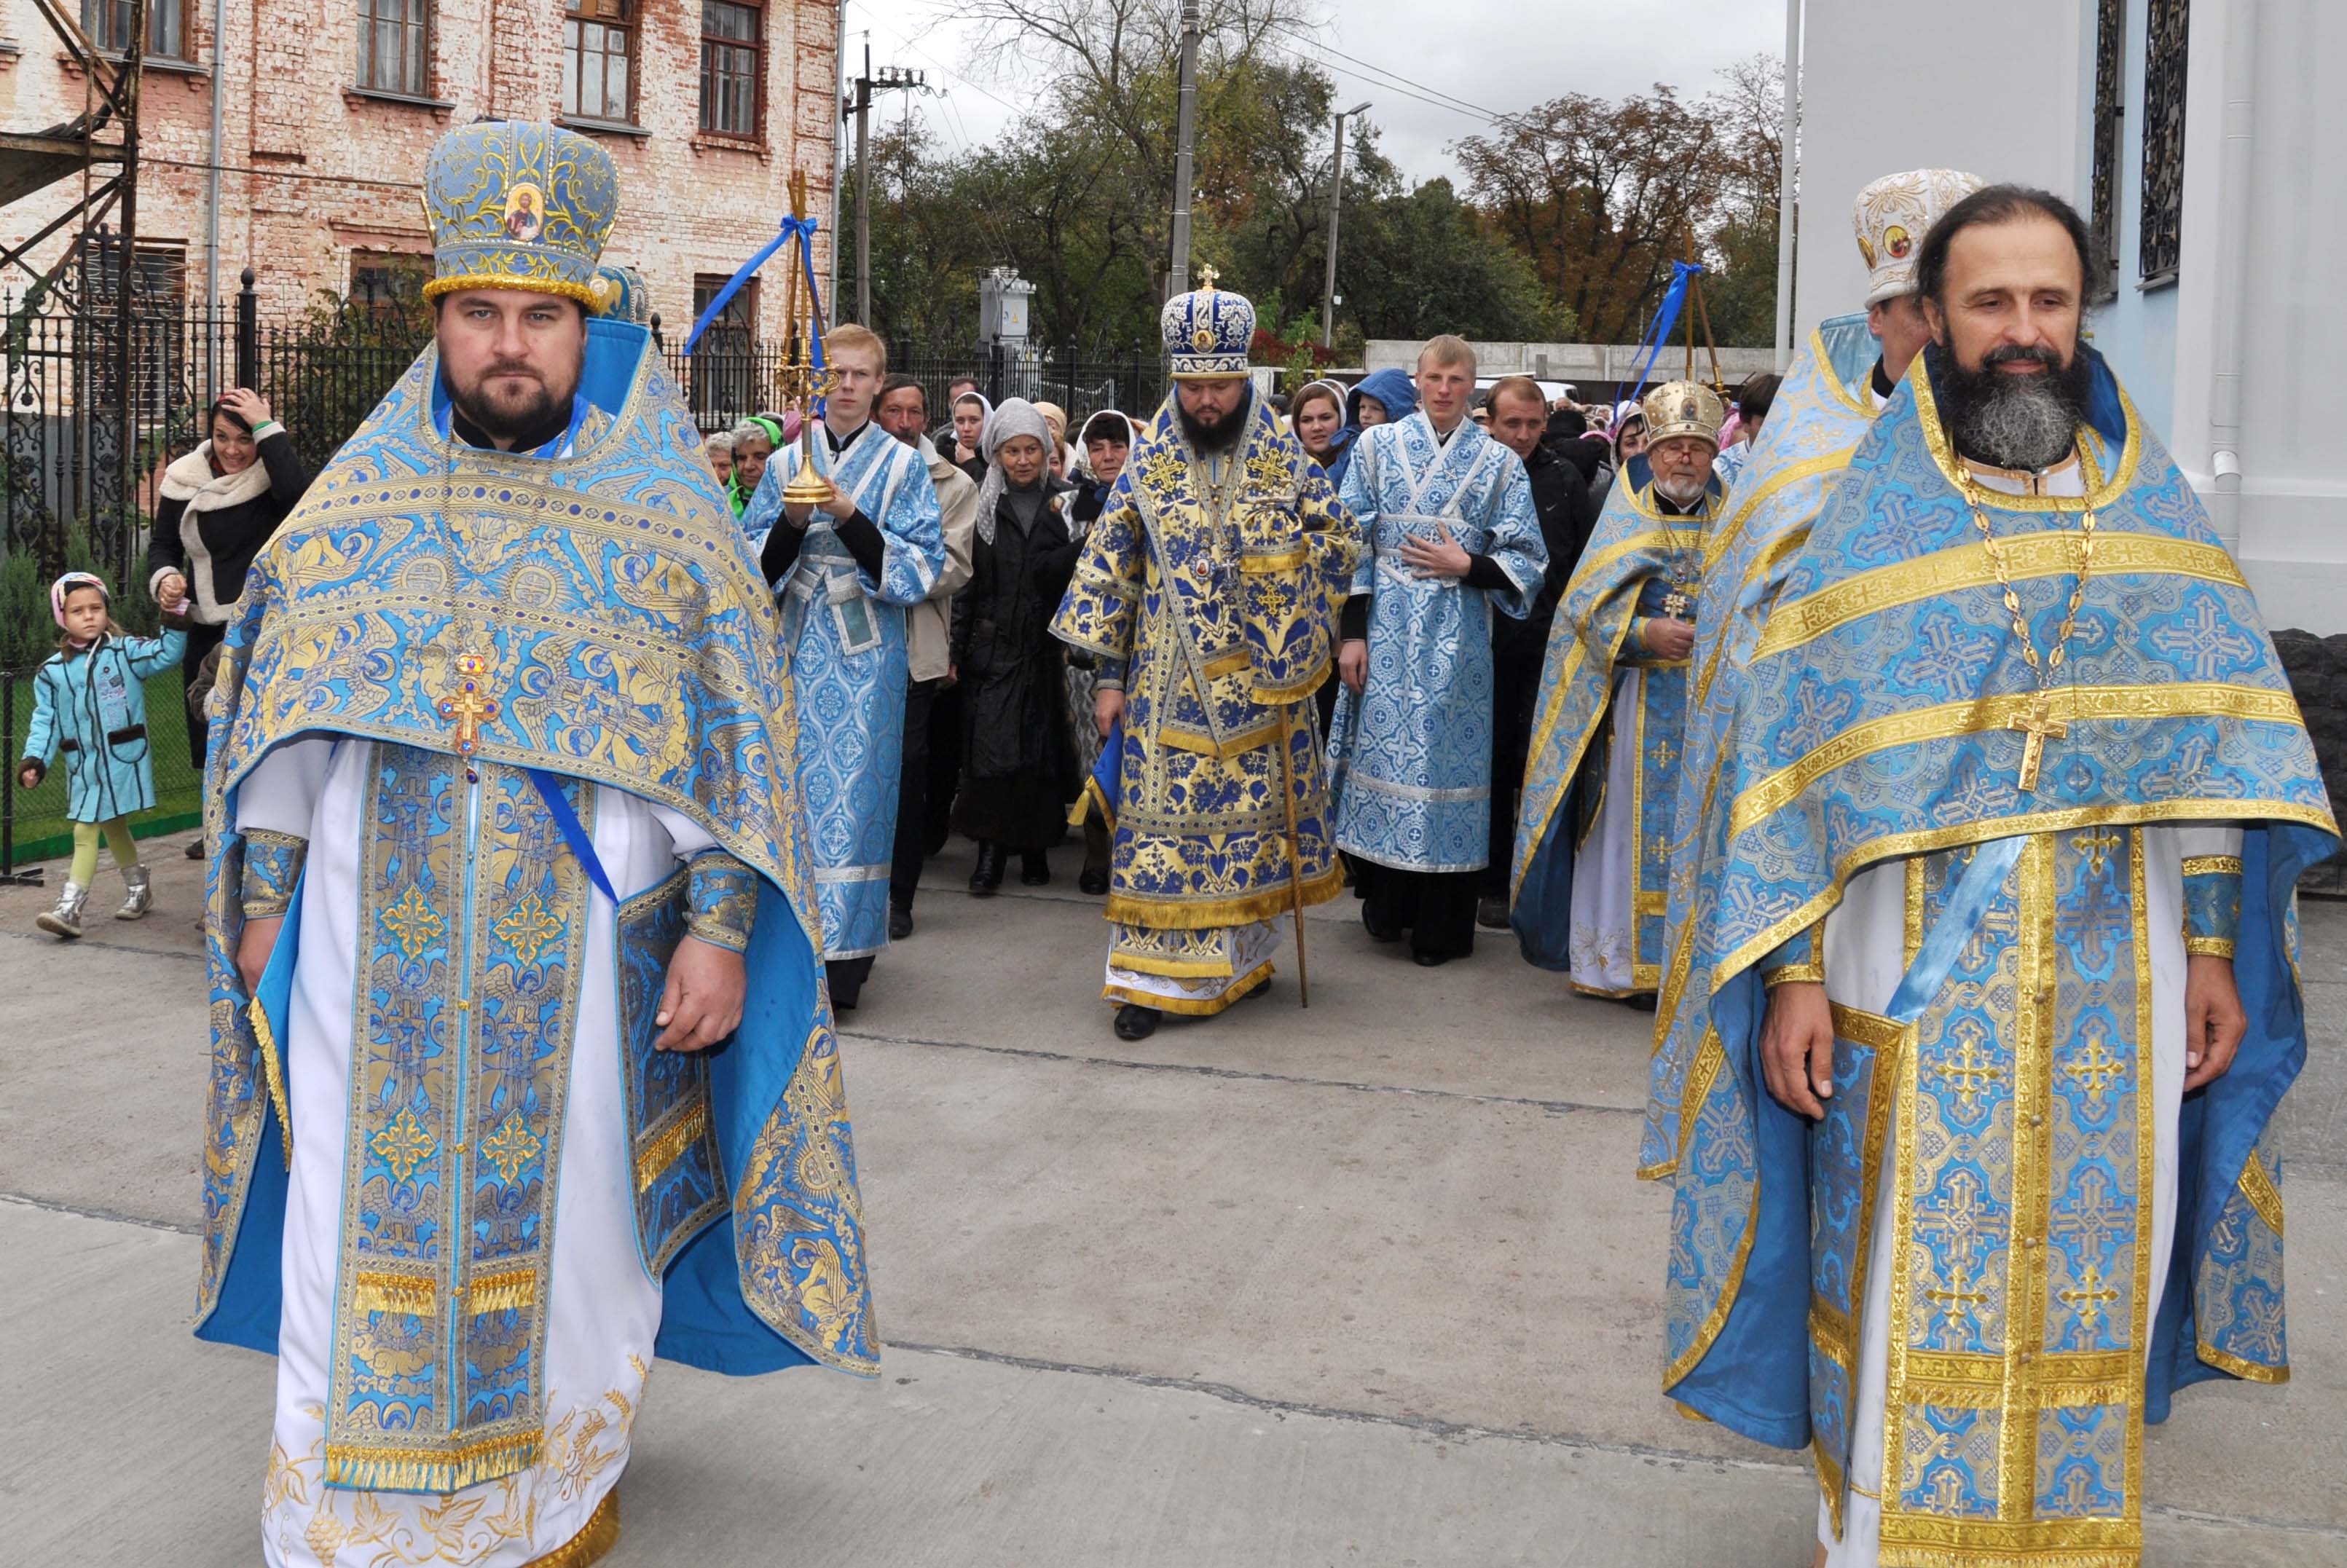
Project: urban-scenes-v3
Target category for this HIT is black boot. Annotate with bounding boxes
[1021,848,1050,886]
[969,841,1004,897]
[888,900,914,940]
[1113,1004,1160,1041]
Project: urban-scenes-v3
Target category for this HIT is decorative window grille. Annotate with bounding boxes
[2139,0,2190,285]
[2088,0,2125,303]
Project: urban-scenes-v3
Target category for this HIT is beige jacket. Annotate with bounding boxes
[910,436,978,683]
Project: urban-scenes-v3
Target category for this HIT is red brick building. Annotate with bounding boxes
[0,0,841,338]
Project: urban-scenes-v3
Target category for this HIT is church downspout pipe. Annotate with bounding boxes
[1772,0,1801,371]
[2205,0,2257,555]
[205,0,224,312]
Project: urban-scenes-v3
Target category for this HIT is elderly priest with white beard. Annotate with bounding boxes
[1650,184,2335,1568]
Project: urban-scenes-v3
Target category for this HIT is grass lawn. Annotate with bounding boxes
[4,668,205,864]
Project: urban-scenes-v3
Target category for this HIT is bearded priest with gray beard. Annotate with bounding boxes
[1650,185,2334,1568]
[1510,379,1726,997]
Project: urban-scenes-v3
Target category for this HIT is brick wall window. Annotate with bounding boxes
[356,0,431,97]
[83,0,186,58]
[351,251,429,318]
[699,1,763,139]
[563,0,637,125]
[691,274,760,421]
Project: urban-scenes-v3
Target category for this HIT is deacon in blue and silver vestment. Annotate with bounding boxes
[197,122,877,1568]
[1651,186,2335,1568]
[1649,167,1985,1195]
[1511,379,1725,996]
[1327,336,1544,966]
[741,326,945,1010]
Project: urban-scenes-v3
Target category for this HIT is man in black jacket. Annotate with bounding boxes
[1481,376,1594,928]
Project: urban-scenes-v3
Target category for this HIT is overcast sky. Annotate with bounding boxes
[841,0,1785,186]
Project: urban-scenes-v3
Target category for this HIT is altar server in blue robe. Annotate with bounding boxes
[1652,186,2335,1568]
[1329,334,1546,966]
[200,122,877,1568]
[744,322,946,1011]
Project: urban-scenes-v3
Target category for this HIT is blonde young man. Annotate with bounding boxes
[1328,335,1546,966]
[742,325,946,1009]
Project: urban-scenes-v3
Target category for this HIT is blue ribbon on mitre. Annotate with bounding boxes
[685,213,827,363]
[1627,260,1705,407]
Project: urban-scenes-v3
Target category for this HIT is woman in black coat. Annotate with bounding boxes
[951,398,1082,894]
[147,388,311,768]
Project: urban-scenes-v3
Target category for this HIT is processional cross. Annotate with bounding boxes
[2008,691,2067,793]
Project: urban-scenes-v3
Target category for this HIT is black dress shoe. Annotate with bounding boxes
[1113,1004,1160,1041]
[184,838,205,859]
[1412,950,1452,967]
[1078,867,1109,896]
[1476,893,1510,931]
[969,842,1004,897]
[888,904,914,940]
[1021,850,1050,886]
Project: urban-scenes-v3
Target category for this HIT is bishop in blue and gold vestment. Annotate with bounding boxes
[1511,380,1726,996]
[197,124,877,1568]
[1052,279,1359,1034]
[1652,188,2334,1568]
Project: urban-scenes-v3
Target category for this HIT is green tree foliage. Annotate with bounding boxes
[852,4,1777,353]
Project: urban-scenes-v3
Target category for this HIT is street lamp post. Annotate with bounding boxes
[1321,101,1371,350]
[1168,1,1203,297]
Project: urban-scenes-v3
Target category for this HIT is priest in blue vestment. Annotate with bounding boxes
[1648,167,1985,1183]
[1510,379,1726,995]
[1653,186,2335,1568]
[1329,334,1546,966]
[198,122,878,1568]
[742,324,946,1011]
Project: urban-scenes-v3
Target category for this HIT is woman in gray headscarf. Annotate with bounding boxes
[951,398,1082,894]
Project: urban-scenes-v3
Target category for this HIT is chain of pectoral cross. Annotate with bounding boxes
[1963,436,2103,793]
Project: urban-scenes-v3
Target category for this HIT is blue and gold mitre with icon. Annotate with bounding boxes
[591,262,653,324]
[1640,379,1726,449]
[1160,267,1254,379]
[422,120,620,311]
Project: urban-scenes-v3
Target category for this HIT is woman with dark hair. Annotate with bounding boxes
[1290,379,1347,475]
[147,387,310,782]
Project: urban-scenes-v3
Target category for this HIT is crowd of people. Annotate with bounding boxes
[17,118,2335,1568]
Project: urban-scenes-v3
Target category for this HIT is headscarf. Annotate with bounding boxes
[974,398,1054,545]
[1610,406,1648,467]
[50,570,107,629]
[1291,378,1348,461]
[951,390,994,462]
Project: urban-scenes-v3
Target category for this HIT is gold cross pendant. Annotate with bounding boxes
[1662,590,1691,619]
[2008,693,2067,793]
[438,650,500,758]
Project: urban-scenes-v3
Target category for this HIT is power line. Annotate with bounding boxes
[1268,39,1501,126]
[1267,20,1505,122]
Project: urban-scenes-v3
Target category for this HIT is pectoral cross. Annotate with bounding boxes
[438,650,499,758]
[1662,589,1691,618]
[2007,691,2067,793]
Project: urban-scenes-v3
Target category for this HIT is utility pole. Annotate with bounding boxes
[1321,101,1369,349]
[845,50,928,326]
[1167,1,1202,297]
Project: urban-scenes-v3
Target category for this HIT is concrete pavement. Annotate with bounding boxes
[4,838,2345,1565]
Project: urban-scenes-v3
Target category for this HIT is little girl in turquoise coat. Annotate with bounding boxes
[17,572,185,937]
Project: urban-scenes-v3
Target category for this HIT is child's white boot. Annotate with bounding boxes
[115,864,153,921]
[36,880,87,939]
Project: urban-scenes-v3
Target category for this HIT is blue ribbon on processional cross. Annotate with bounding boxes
[683,213,830,384]
[1627,259,1705,407]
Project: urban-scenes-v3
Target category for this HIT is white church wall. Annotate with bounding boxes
[1787,0,2090,337]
